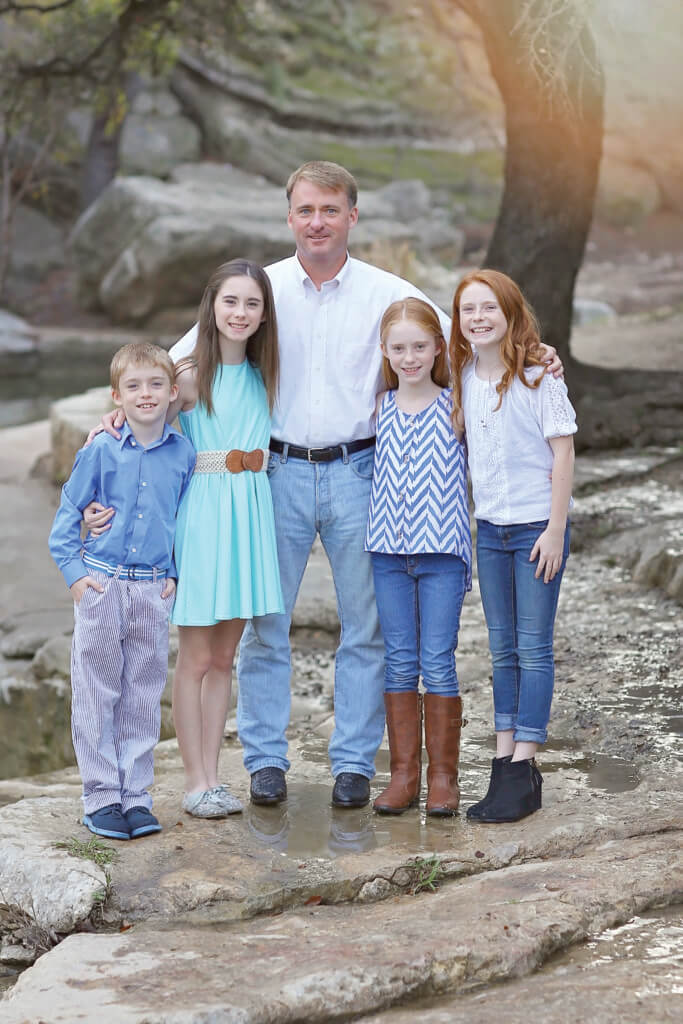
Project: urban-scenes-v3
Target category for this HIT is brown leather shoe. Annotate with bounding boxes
[373,692,423,814]
[424,693,464,816]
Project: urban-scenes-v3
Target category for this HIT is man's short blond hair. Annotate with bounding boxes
[110,342,175,391]
[286,161,358,208]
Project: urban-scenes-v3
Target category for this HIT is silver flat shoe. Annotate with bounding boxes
[182,789,229,819]
[211,785,244,815]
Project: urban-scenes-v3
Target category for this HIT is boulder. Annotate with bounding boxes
[622,522,683,602]
[32,636,73,681]
[69,169,465,323]
[0,675,74,779]
[50,386,112,483]
[65,89,201,181]
[120,88,202,178]
[572,298,618,327]
[0,798,107,933]
[6,204,66,279]
[0,312,39,376]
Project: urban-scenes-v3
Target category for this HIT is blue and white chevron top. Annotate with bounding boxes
[365,388,472,588]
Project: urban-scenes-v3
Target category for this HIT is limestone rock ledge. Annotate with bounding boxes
[0,798,108,934]
[1,829,680,1023]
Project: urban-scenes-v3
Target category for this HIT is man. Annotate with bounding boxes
[171,161,452,809]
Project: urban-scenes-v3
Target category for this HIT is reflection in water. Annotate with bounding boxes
[540,741,641,793]
[242,730,661,861]
[244,781,468,860]
[245,785,379,858]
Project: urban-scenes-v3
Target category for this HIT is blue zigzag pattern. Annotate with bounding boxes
[366,390,472,583]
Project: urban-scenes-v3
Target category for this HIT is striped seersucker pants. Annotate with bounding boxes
[70,568,173,814]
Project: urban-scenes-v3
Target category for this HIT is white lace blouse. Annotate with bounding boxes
[462,361,577,525]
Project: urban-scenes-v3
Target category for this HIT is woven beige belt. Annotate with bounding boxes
[194,449,269,474]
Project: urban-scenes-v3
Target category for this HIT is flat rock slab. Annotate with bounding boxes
[1,730,681,933]
[3,833,680,1023]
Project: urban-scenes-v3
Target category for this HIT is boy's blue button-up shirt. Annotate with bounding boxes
[49,423,196,588]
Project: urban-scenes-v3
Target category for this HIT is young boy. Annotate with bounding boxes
[49,342,195,840]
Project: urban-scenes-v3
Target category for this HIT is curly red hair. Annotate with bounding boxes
[449,269,546,423]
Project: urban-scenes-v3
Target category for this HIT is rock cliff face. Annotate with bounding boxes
[6,0,683,322]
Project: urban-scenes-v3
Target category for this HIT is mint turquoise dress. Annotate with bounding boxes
[171,361,284,625]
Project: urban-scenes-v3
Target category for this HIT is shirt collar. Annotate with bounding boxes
[294,252,351,291]
[119,420,175,450]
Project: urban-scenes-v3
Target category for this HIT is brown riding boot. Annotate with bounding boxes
[373,692,423,814]
[424,693,464,816]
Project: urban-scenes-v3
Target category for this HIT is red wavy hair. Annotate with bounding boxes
[380,298,449,389]
[449,269,546,422]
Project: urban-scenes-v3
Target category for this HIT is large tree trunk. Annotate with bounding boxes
[460,0,604,393]
[453,1,683,449]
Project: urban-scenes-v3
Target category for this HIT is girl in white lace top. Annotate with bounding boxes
[450,269,577,824]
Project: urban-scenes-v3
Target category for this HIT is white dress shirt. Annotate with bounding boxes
[170,254,451,447]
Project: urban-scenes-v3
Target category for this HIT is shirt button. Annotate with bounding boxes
[403,454,409,463]
[138,514,143,519]
[131,547,137,553]
[131,440,136,446]
[142,482,147,486]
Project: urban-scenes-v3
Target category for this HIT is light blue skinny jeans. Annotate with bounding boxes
[237,445,385,780]
[476,519,570,744]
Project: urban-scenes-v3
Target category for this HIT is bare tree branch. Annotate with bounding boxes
[0,1,76,14]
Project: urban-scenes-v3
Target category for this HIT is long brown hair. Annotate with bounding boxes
[449,269,546,421]
[183,259,279,416]
[379,298,449,389]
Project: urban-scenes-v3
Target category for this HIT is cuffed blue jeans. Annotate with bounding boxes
[476,519,570,744]
[371,552,467,696]
[237,445,385,780]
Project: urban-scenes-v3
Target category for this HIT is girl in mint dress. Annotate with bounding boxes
[167,260,283,819]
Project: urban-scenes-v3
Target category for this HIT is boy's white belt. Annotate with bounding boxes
[194,449,269,474]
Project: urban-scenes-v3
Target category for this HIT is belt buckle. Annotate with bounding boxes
[127,566,137,581]
[225,450,244,473]
[307,447,327,463]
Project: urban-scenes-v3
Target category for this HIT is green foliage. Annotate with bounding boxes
[1,1,182,124]
[54,835,118,870]
[54,835,115,913]
[409,855,444,894]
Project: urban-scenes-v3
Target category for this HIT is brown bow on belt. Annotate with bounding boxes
[225,449,266,473]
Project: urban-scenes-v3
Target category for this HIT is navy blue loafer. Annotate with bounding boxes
[331,772,370,808]
[83,803,130,840]
[250,767,287,805]
[125,806,162,838]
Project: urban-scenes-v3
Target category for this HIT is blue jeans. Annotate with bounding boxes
[237,445,385,779]
[371,553,467,696]
[476,519,570,744]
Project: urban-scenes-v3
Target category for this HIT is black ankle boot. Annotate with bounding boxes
[470,757,542,823]
[466,756,511,820]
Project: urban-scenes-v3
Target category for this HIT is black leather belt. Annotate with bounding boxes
[269,437,375,463]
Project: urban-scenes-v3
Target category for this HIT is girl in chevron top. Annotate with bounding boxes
[450,269,576,824]
[365,297,472,817]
